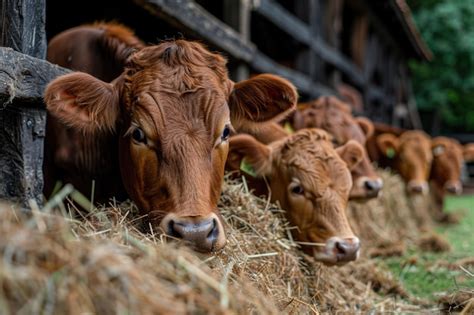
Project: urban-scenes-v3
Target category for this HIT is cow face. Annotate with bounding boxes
[293,96,382,199]
[228,129,360,265]
[431,137,474,195]
[377,131,433,194]
[45,40,297,252]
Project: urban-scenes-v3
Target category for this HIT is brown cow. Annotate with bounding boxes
[291,96,383,199]
[44,23,298,252]
[376,131,433,194]
[366,122,406,163]
[430,137,474,196]
[227,129,362,265]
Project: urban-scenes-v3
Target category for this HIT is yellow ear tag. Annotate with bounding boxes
[386,148,395,159]
[240,158,257,177]
[283,122,295,134]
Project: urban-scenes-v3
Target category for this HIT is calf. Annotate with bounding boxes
[376,131,433,194]
[291,96,383,199]
[44,23,297,252]
[227,129,362,265]
[430,137,474,196]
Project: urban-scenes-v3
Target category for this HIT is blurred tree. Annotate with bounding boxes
[408,0,474,133]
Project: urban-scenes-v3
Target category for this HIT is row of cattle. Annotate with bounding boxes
[41,23,474,266]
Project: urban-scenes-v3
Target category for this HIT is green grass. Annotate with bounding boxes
[380,194,474,301]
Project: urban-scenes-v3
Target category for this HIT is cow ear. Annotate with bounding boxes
[228,134,272,177]
[463,143,474,162]
[228,74,298,130]
[355,117,374,139]
[336,140,364,171]
[44,72,120,133]
[376,133,399,158]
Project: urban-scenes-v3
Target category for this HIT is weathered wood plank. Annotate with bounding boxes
[252,0,365,87]
[0,47,70,107]
[0,0,47,59]
[223,0,251,82]
[134,0,256,61]
[134,0,334,96]
[253,52,334,96]
[0,107,46,205]
[0,0,64,206]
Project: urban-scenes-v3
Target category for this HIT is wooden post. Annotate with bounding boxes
[0,0,47,206]
[295,0,326,87]
[223,0,250,82]
[325,0,344,88]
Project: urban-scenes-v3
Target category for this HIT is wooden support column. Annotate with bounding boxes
[295,0,326,88]
[0,0,47,206]
[223,0,250,82]
[325,0,344,87]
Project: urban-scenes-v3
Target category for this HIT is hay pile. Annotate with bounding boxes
[347,169,451,257]
[437,264,474,314]
[0,170,445,314]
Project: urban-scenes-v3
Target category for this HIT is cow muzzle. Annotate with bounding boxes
[314,236,360,266]
[160,213,226,253]
[444,180,462,195]
[407,180,429,195]
[364,178,383,195]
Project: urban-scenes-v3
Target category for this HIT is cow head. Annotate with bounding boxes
[377,131,433,194]
[228,129,360,265]
[44,40,297,252]
[292,96,382,199]
[431,137,474,195]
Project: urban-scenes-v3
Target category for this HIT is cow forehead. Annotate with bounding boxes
[273,132,351,190]
[433,138,462,154]
[400,133,431,155]
[124,40,230,97]
[303,101,364,143]
[131,91,230,147]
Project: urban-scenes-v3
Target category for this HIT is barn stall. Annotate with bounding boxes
[0,0,473,313]
[0,0,431,205]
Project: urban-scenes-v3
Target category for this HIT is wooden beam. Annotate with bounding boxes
[134,0,334,96]
[252,52,334,96]
[134,0,255,61]
[0,0,64,206]
[0,0,47,59]
[223,0,251,82]
[252,0,365,87]
[0,48,70,107]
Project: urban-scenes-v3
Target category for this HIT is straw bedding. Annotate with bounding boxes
[0,169,460,314]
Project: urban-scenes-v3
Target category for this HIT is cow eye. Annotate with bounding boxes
[132,127,147,144]
[221,125,231,141]
[291,185,304,195]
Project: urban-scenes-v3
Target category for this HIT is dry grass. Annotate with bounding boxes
[0,170,455,314]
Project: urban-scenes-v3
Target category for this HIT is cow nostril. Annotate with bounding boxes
[364,180,377,191]
[335,241,348,255]
[167,220,182,238]
[207,218,218,240]
[165,217,221,252]
[411,185,423,193]
[333,238,360,262]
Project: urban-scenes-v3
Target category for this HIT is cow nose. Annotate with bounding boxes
[167,217,220,252]
[445,181,462,195]
[364,179,383,193]
[407,180,429,195]
[334,237,360,263]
